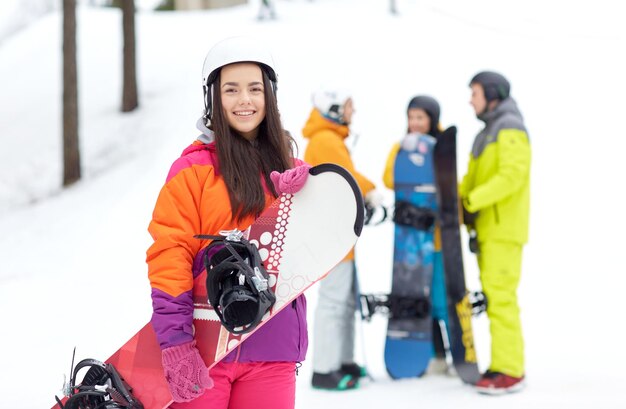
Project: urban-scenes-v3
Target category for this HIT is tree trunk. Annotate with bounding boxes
[390,0,398,15]
[121,0,138,112]
[63,0,81,186]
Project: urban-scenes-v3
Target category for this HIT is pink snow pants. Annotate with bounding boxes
[169,361,296,409]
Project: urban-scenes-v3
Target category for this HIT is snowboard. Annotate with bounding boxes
[52,163,364,409]
[384,133,438,379]
[433,126,481,384]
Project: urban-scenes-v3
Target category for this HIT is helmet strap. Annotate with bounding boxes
[202,69,276,126]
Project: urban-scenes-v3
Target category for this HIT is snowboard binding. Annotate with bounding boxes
[359,293,387,321]
[55,352,143,409]
[197,230,276,335]
[364,203,389,226]
[388,295,431,319]
[359,293,431,321]
[393,201,436,231]
[468,229,479,254]
[469,290,488,316]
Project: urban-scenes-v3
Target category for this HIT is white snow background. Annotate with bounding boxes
[1,0,625,408]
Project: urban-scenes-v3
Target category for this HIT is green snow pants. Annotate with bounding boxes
[478,240,525,377]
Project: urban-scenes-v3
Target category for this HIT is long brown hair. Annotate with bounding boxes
[211,66,296,221]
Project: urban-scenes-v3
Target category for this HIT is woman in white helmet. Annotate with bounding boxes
[302,88,382,390]
[146,37,310,409]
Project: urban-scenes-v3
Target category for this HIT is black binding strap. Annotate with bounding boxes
[388,295,431,319]
[202,236,276,335]
[57,357,143,409]
[393,201,436,231]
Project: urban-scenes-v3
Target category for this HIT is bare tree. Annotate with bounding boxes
[63,0,81,186]
[257,0,277,20]
[390,0,398,15]
[121,0,138,112]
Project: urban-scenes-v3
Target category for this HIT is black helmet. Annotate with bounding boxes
[407,95,440,136]
[469,71,510,102]
[200,232,276,335]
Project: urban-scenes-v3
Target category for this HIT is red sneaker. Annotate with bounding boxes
[474,370,525,395]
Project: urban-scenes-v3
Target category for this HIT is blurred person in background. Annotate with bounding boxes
[302,87,382,390]
[461,71,531,395]
[382,95,451,375]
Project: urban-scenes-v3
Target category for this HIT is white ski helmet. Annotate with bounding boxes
[312,87,352,124]
[201,36,278,122]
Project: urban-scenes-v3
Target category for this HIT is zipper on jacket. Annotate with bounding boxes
[493,204,500,224]
[293,298,302,356]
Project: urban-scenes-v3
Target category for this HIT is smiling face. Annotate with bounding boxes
[407,108,431,134]
[220,62,266,141]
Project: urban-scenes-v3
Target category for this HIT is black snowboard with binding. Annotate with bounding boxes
[433,126,483,384]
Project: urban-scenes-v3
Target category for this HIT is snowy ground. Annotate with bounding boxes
[1,0,625,407]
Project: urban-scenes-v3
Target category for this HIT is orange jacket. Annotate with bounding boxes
[147,137,308,362]
[302,108,375,261]
[147,140,267,302]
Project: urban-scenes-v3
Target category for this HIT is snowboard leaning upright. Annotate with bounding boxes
[433,126,481,384]
[384,133,438,378]
[52,163,364,409]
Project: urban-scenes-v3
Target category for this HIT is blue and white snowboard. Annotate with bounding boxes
[384,133,438,378]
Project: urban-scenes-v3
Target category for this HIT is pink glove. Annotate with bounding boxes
[161,340,214,402]
[270,164,311,194]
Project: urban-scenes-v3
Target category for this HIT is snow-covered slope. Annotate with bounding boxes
[1,1,625,407]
